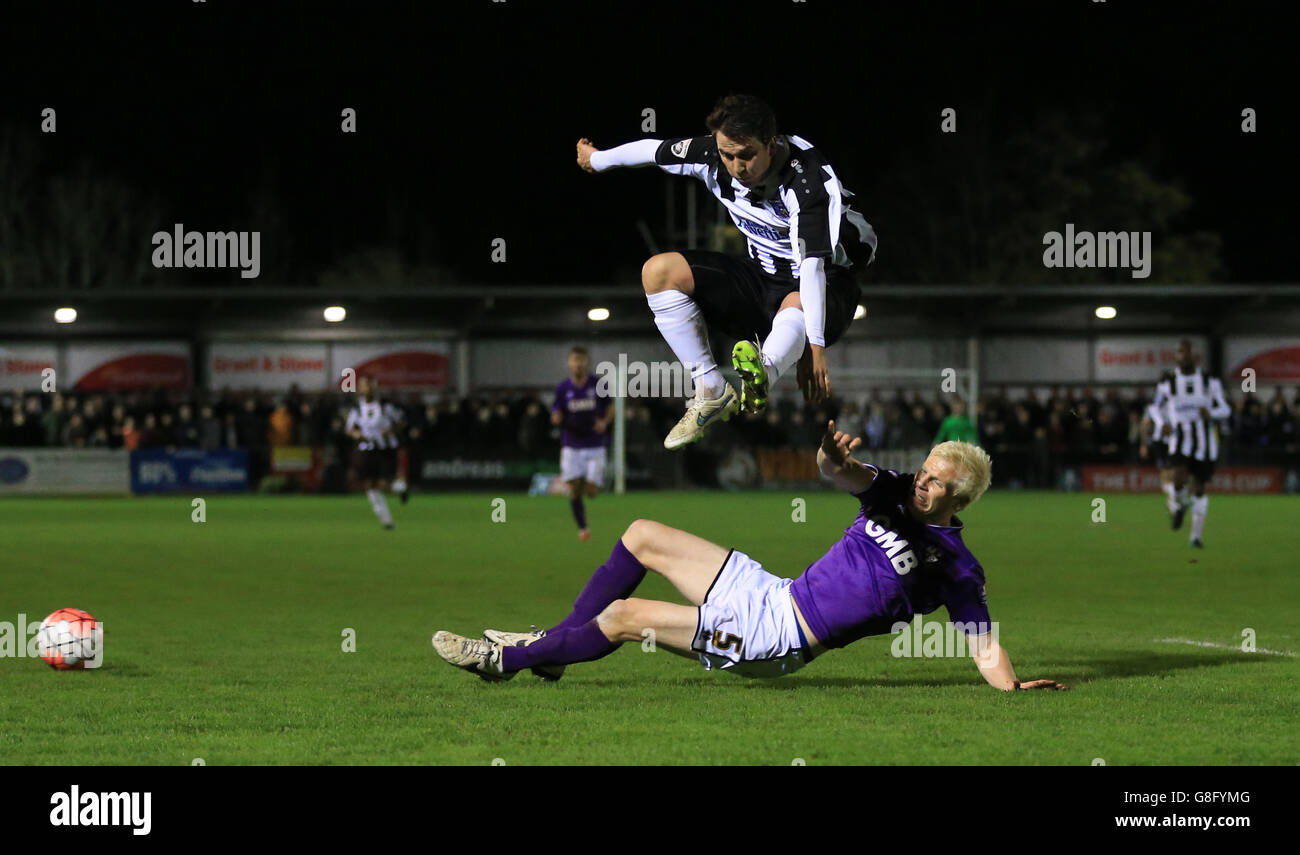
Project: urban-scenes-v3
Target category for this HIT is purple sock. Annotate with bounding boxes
[549,538,646,632]
[570,497,587,529]
[501,620,617,672]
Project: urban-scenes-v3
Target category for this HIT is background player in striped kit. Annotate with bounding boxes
[344,374,402,529]
[576,94,877,450]
[1148,341,1231,547]
[552,347,612,541]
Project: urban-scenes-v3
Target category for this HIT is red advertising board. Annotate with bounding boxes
[331,342,450,389]
[206,342,329,390]
[0,344,57,389]
[1082,465,1282,494]
[1229,346,1300,383]
[68,343,191,390]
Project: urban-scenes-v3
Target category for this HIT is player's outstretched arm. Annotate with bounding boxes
[817,420,876,494]
[969,633,1069,692]
[577,137,662,173]
[798,258,832,402]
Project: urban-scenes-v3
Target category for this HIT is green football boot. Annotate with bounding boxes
[731,339,769,414]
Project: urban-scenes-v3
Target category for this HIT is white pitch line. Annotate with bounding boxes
[1153,637,1297,657]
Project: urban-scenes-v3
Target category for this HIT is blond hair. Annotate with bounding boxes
[929,441,993,508]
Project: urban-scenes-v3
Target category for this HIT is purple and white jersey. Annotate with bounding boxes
[552,375,609,449]
[790,465,991,649]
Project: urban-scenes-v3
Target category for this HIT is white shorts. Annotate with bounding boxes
[560,446,607,485]
[693,550,809,679]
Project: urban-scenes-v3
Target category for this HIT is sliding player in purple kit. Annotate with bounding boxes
[552,346,613,541]
[433,421,1068,692]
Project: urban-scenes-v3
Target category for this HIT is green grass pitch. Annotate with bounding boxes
[2,489,1296,765]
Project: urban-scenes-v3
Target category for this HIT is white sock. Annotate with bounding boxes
[392,479,407,493]
[1189,495,1208,541]
[761,307,806,386]
[646,289,723,399]
[367,489,393,526]
[1163,482,1179,514]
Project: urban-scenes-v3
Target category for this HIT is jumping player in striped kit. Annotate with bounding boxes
[575,94,877,450]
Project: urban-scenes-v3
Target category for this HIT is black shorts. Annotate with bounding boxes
[677,250,862,347]
[1170,454,1216,484]
[354,448,396,482]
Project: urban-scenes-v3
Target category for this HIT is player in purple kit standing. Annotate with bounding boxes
[434,420,1068,691]
[552,346,613,541]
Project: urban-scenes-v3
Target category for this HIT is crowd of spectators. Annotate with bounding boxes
[2,383,1297,487]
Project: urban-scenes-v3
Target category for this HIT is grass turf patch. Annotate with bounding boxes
[2,490,1295,765]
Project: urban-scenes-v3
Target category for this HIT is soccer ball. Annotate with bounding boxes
[36,608,102,670]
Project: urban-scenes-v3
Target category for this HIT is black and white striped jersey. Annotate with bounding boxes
[1150,368,1231,461]
[596,134,877,281]
[345,398,401,451]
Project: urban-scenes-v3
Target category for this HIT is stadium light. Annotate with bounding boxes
[587,307,610,322]
[54,307,77,324]
[323,306,347,323]
[854,304,867,320]
[1095,305,1117,320]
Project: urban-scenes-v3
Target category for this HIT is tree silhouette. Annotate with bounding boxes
[0,127,165,290]
[871,110,1224,284]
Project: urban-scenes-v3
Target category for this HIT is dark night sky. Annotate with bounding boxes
[2,0,1294,284]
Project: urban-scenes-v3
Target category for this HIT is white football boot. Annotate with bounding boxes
[663,383,740,450]
[483,625,565,682]
[431,630,513,682]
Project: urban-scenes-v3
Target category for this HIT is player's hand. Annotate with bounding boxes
[594,420,607,434]
[1199,406,1210,420]
[820,419,861,466]
[576,137,599,173]
[806,344,831,402]
[1160,424,1172,438]
[1138,443,1149,460]
[1016,679,1070,691]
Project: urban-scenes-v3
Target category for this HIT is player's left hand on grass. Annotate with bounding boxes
[1016,679,1070,691]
